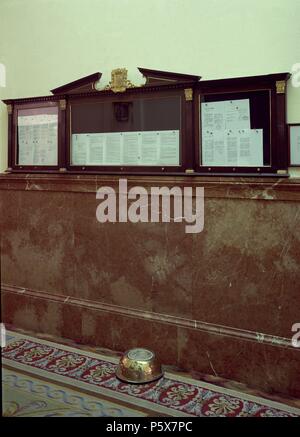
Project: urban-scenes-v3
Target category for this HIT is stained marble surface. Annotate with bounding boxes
[1,174,300,396]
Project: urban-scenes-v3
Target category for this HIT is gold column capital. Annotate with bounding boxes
[276,80,286,94]
[277,169,288,175]
[7,104,13,115]
[184,88,193,101]
[59,99,67,110]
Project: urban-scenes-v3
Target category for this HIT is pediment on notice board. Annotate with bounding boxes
[138,67,201,85]
[50,68,201,95]
[51,72,102,95]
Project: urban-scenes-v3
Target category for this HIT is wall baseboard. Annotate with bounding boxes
[2,282,300,396]
[1,283,294,350]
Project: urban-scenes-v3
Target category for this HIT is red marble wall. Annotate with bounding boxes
[1,174,300,396]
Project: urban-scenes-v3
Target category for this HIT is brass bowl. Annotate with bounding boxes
[116,348,163,384]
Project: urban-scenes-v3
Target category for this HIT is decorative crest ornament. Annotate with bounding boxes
[105,68,136,93]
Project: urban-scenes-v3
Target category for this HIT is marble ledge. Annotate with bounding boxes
[1,173,300,201]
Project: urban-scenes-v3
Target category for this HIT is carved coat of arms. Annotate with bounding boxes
[106,68,135,93]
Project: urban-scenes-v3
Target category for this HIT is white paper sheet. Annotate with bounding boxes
[72,134,88,165]
[105,133,122,164]
[238,129,263,167]
[18,125,34,165]
[18,114,58,165]
[159,130,179,165]
[201,131,214,166]
[226,130,239,165]
[123,132,140,165]
[201,101,225,132]
[201,99,250,134]
[225,99,250,130]
[140,131,159,164]
[290,125,300,165]
[88,133,104,164]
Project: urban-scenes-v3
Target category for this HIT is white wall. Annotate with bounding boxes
[1,0,300,172]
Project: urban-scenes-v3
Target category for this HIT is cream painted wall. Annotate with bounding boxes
[0,0,300,172]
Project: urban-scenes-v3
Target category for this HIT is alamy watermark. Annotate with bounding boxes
[0,323,6,348]
[291,323,300,348]
[96,179,204,234]
[291,63,300,88]
[0,63,6,87]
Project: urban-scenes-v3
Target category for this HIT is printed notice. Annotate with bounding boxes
[140,131,159,164]
[201,101,226,132]
[202,130,230,166]
[89,134,104,164]
[201,99,250,133]
[159,130,179,165]
[18,114,58,165]
[123,132,140,165]
[202,129,263,167]
[290,125,300,165]
[226,130,239,165]
[105,133,122,165]
[72,134,88,164]
[238,129,263,167]
[225,99,250,130]
[71,130,180,166]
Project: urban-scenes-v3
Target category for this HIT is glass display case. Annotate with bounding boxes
[10,101,62,171]
[68,92,183,172]
[195,73,290,175]
[288,124,300,166]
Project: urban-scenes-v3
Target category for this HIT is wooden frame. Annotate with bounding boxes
[6,99,66,172]
[288,124,300,166]
[2,69,290,176]
[194,73,290,175]
[66,87,188,174]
